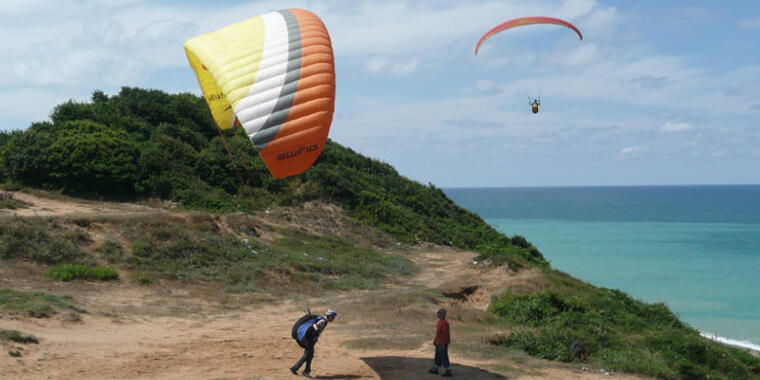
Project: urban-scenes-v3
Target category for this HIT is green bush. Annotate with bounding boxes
[490,288,760,379]
[97,239,126,263]
[0,289,85,317]
[0,219,82,264]
[47,264,119,281]
[0,182,23,191]
[0,329,38,344]
[132,272,153,285]
[113,215,414,290]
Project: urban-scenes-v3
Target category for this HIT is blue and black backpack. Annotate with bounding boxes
[291,313,325,348]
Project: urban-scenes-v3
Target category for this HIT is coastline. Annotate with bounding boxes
[701,332,760,356]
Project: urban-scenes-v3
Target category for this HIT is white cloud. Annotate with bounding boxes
[577,6,622,39]
[365,56,389,73]
[474,80,501,95]
[364,56,420,75]
[618,146,644,160]
[562,43,599,67]
[391,58,420,75]
[324,0,596,55]
[739,17,760,30]
[662,122,694,132]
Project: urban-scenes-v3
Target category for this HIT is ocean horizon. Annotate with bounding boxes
[444,184,760,351]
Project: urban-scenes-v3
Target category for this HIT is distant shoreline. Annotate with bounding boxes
[701,332,760,356]
[444,183,760,190]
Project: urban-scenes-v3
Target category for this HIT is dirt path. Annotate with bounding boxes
[0,192,647,379]
[1,190,156,218]
[0,254,646,380]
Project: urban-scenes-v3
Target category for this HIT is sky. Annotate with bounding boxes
[1,0,758,187]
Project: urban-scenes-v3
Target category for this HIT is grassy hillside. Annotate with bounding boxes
[0,87,543,268]
[1,88,759,379]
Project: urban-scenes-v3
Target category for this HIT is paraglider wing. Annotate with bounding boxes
[184,9,335,178]
[474,16,582,55]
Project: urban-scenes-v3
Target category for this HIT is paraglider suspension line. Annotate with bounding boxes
[215,125,246,186]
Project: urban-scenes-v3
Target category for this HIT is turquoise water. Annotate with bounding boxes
[445,185,760,348]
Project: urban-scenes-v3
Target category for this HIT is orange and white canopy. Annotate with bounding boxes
[184,9,335,178]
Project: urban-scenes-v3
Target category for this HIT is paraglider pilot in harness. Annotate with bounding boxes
[290,309,337,377]
[530,96,541,114]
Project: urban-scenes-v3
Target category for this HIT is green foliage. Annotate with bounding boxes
[0,87,545,265]
[0,125,58,188]
[97,239,126,263]
[50,99,95,125]
[112,214,414,291]
[274,228,416,289]
[45,120,140,195]
[0,218,83,264]
[1,120,139,195]
[303,142,547,265]
[0,329,39,344]
[0,182,23,191]
[490,288,760,379]
[0,131,11,182]
[132,272,153,285]
[0,130,12,149]
[46,264,119,281]
[0,193,30,210]
[0,289,85,317]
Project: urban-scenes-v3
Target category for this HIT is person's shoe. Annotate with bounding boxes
[289,367,298,375]
[428,366,439,374]
[442,368,453,377]
[301,370,312,378]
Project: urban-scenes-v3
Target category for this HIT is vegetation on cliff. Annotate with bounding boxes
[0,87,543,267]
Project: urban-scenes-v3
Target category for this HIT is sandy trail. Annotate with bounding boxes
[1,190,156,218]
[1,192,646,379]
[0,255,644,380]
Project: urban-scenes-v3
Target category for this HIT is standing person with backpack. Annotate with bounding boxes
[290,309,337,377]
[428,308,452,377]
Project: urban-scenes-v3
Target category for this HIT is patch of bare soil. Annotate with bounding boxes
[1,190,155,218]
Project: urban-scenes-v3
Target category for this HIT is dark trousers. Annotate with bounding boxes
[292,342,315,372]
[434,344,450,368]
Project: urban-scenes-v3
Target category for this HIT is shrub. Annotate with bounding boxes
[0,289,85,317]
[0,219,83,264]
[97,239,126,263]
[489,287,760,378]
[0,329,38,344]
[132,272,153,285]
[0,182,23,191]
[47,264,119,281]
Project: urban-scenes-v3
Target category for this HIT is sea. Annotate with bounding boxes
[444,185,760,351]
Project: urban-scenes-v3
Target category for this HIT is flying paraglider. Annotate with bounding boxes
[530,97,540,114]
[184,9,335,179]
[474,17,582,114]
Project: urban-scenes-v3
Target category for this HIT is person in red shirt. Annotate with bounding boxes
[428,308,452,377]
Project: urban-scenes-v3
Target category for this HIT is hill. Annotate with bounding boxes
[1,88,759,379]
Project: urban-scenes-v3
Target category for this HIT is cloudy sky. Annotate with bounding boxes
[1,0,758,187]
